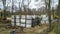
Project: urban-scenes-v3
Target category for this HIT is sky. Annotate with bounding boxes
[0,0,3,9]
[0,0,59,10]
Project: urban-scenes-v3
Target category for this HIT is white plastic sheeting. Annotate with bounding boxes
[16,15,20,18]
[31,15,36,18]
[16,15,20,26]
[20,19,25,27]
[26,25,31,28]
[11,15,20,26]
[41,15,49,24]
[26,15,32,19]
[11,15,50,28]
[11,15,39,27]
[21,15,25,19]
[11,15,15,26]
[26,20,32,24]
[16,22,20,26]
[26,20,32,28]
[41,15,53,24]
[20,24,25,27]
[26,15,32,28]
[16,18,19,23]
[11,15,34,28]
[21,19,25,23]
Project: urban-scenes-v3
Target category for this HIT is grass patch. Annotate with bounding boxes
[49,22,57,34]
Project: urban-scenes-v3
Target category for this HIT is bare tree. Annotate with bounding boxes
[48,0,51,31]
[27,0,31,15]
[2,0,6,20]
[19,1,21,12]
[45,0,48,14]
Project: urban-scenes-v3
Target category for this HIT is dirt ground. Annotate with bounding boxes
[0,22,49,34]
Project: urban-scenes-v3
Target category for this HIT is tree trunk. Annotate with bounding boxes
[48,0,51,31]
[57,0,60,34]
[2,0,6,20]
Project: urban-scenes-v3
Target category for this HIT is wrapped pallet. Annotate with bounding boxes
[21,15,25,19]
[26,15,32,19]
[16,15,20,26]
[11,15,38,28]
[26,20,32,28]
[11,15,15,26]
[21,15,26,27]
[26,15,32,28]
